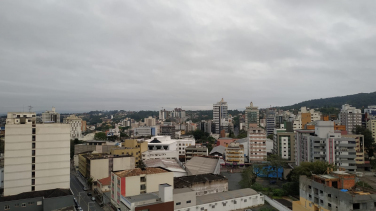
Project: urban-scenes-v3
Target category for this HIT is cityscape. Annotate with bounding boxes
[1,1,376,211]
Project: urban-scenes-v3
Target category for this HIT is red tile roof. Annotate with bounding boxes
[98,176,111,186]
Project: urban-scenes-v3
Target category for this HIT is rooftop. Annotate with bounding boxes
[144,159,186,173]
[174,174,227,188]
[81,152,132,160]
[114,167,168,178]
[98,176,111,186]
[196,188,258,205]
[124,192,159,203]
[173,188,194,194]
[185,157,219,175]
[0,189,72,202]
[209,146,226,155]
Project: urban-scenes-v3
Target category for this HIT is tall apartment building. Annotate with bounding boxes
[364,105,376,118]
[4,112,70,196]
[293,171,376,211]
[292,107,322,130]
[171,108,186,119]
[159,109,171,121]
[144,116,156,126]
[339,104,362,134]
[273,127,295,162]
[342,134,365,164]
[110,139,148,166]
[41,107,60,123]
[248,126,267,162]
[213,98,228,134]
[245,102,259,130]
[225,142,244,165]
[367,118,376,141]
[160,125,175,139]
[63,114,82,140]
[265,110,276,135]
[295,121,360,171]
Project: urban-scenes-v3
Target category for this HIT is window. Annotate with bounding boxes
[4,205,10,210]
[353,203,360,210]
[32,150,35,156]
[186,200,191,203]
[22,203,26,207]
[28,202,34,205]
[32,186,35,191]
[15,203,19,207]
[176,202,181,205]
[32,143,35,149]
[32,157,35,163]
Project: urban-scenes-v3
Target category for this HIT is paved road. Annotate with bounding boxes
[70,174,103,211]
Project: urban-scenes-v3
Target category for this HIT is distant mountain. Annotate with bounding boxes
[280,92,376,110]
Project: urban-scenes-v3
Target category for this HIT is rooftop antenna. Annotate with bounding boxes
[28,106,33,112]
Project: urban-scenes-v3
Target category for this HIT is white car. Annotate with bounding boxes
[91,197,96,201]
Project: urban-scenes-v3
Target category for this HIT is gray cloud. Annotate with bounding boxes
[1,0,376,113]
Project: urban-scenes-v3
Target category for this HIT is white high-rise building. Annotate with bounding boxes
[41,107,60,123]
[4,112,70,196]
[339,104,362,134]
[63,114,82,140]
[213,98,228,134]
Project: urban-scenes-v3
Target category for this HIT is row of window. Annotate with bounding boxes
[5,202,36,210]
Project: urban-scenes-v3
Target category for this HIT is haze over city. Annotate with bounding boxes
[1,1,376,113]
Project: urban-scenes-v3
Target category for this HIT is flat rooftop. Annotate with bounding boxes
[174,174,227,188]
[82,153,132,160]
[0,189,72,202]
[173,188,194,194]
[124,192,159,203]
[196,188,258,205]
[114,167,168,178]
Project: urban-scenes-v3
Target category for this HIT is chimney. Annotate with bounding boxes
[159,184,173,202]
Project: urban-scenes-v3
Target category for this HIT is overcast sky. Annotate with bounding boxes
[1,1,375,114]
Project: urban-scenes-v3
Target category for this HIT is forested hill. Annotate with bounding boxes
[280,92,376,110]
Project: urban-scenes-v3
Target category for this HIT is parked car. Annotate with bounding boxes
[87,192,92,196]
[91,197,96,201]
[83,186,88,191]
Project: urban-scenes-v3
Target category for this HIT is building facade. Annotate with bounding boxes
[225,142,244,165]
[185,146,208,161]
[248,127,267,162]
[63,114,82,140]
[245,102,259,130]
[273,128,295,162]
[339,104,362,134]
[4,112,70,196]
[213,98,228,134]
[41,107,60,123]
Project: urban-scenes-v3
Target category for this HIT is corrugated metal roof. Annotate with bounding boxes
[144,159,186,173]
[185,157,219,175]
[209,146,226,154]
[196,188,258,205]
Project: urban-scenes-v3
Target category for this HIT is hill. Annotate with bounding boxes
[280,92,376,110]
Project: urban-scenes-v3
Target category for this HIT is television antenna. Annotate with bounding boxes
[28,106,33,112]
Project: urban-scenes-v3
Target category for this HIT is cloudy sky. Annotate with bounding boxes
[1,1,375,113]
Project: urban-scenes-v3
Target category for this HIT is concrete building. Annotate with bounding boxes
[144,116,157,126]
[160,125,176,139]
[4,112,70,196]
[185,145,208,161]
[144,159,187,177]
[367,118,376,142]
[159,109,171,121]
[248,126,267,162]
[273,128,295,162]
[266,110,276,135]
[111,168,174,206]
[245,102,259,130]
[295,121,360,171]
[0,188,74,211]
[121,184,174,211]
[185,157,221,175]
[174,174,228,196]
[134,126,157,137]
[342,134,365,164]
[213,98,228,134]
[293,171,376,211]
[364,105,376,118]
[216,137,235,147]
[234,138,248,162]
[142,150,179,161]
[41,107,60,123]
[81,120,86,132]
[225,142,244,165]
[174,188,264,211]
[110,139,148,166]
[78,153,135,180]
[145,136,196,156]
[97,176,111,193]
[209,146,226,158]
[63,114,82,140]
[339,104,362,134]
[171,108,186,119]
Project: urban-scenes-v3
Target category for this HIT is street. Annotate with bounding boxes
[70,173,103,211]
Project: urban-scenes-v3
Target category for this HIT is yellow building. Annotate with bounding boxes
[110,139,148,165]
[225,142,244,164]
[367,119,376,141]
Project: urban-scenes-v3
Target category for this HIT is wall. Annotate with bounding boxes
[113,157,135,171]
[146,172,174,193]
[173,190,196,209]
[125,176,140,197]
[0,197,43,211]
[43,195,74,211]
[264,195,292,211]
[191,179,228,196]
[135,201,173,211]
[90,159,109,180]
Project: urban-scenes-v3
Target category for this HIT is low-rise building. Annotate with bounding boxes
[216,138,235,147]
[185,145,208,161]
[174,174,228,196]
[110,139,148,166]
[142,150,179,161]
[144,159,187,177]
[160,125,176,139]
[0,189,74,211]
[209,146,226,158]
[293,171,376,211]
[78,153,135,180]
[145,136,195,156]
[97,176,111,193]
[225,142,244,165]
[174,188,264,211]
[111,168,174,207]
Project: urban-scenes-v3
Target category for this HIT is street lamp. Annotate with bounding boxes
[88,202,95,211]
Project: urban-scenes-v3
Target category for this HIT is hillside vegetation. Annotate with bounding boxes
[280,92,376,110]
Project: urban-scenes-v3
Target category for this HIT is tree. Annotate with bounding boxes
[237,130,247,139]
[137,160,146,169]
[239,167,257,188]
[353,125,375,158]
[94,132,107,140]
[267,134,274,140]
[228,130,235,138]
[87,176,94,188]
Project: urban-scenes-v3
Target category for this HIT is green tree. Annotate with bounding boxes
[94,132,107,140]
[267,134,274,140]
[239,167,257,188]
[353,125,375,158]
[87,176,94,188]
[237,130,247,139]
[250,182,264,191]
[70,139,83,159]
[137,159,146,169]
[228,130,235,138]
